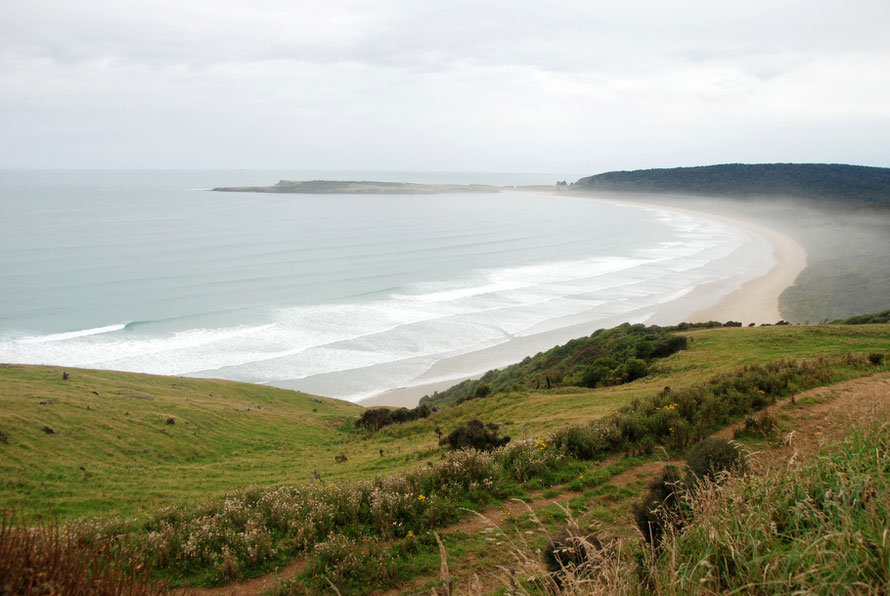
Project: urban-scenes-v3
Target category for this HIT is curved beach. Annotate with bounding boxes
[1,174,808,408]
[360,198,808,408]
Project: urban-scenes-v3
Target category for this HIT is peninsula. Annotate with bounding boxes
[212,179,500,194]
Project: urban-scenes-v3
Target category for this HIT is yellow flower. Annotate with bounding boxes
[407,530,415,538]
[578,474,584,479]
[417,494,426,501]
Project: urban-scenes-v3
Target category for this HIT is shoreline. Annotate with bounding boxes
[359,196,808,409]
[596,195,808,326]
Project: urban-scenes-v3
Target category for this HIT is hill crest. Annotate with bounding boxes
[575,163,890,207]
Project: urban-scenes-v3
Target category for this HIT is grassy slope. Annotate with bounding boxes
[0,366,361,520]
[1,324,889,522]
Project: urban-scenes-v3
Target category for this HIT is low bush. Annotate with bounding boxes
[551,356,846,460]
[439,419,510,451]
[685,438,744,480]
[355,404,432,432]
[550,424,620,461]
[473,383,492,398]
[499,439,563,483]
[308,535,397,593]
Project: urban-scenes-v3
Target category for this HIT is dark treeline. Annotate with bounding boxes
[575,163,890,208]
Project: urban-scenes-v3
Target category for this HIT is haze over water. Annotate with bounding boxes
[0,171,770,400]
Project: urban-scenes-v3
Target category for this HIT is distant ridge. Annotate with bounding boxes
[575,163,890,207]
[213,180,499,194]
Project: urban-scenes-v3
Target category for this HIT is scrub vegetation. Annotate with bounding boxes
[1,318,889,593]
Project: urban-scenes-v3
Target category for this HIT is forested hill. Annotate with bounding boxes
[574,163,890,207]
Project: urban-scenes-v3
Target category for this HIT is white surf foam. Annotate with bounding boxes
[0,200,766,400]
[17,323,128,344]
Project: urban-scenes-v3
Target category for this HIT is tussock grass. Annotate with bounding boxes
[647,421,890,594]
[460,419,889,595]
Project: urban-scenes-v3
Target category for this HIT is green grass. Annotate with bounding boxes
[1,324,888,522]
[648,420,890,593]
[0,365,362,520]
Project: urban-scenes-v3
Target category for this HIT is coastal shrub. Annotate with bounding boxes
[686,438,744,480]
[550,424,619,461]
[621,358,649,382]
[422,324,692,405]
[579,361,613,388]
[868,352,884,366]
[500,439,563,483]
[440,419,510,451]
[473,383,492,398]
[309,535,398,593]
[550,356,842,461]
[354,404,432,432]
[651,335,687,358]
[354,408,392,432]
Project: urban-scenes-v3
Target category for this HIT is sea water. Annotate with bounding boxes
[0,170,770,400]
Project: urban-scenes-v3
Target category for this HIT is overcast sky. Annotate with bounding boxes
[1,0,889,175]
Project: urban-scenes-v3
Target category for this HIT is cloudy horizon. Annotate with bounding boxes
[2,0,889,175]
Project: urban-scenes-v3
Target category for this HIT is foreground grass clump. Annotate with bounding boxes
[649,421,890,593]
[632,438,744,546]
[0,511,167,595]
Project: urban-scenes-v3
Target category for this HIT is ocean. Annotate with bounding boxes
[0,170,772,401]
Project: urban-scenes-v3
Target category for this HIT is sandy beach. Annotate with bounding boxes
[687,217,806,324]
[359,197,808,409]
[610,197,808,326]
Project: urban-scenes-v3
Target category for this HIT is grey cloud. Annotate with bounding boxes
[1,0,889,170]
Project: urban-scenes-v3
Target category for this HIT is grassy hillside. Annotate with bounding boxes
[420,322,712,408]
[0,366,361,519]
[1,323,889,591]
[3,323,889,524]
[574,163,890,207]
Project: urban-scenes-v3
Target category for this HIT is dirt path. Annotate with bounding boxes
[714,371,890,471]
[384,372,890,596]
[177,559,306,596]
[181,372,890,596]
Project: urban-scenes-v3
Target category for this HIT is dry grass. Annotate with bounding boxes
[0,510,168,595]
